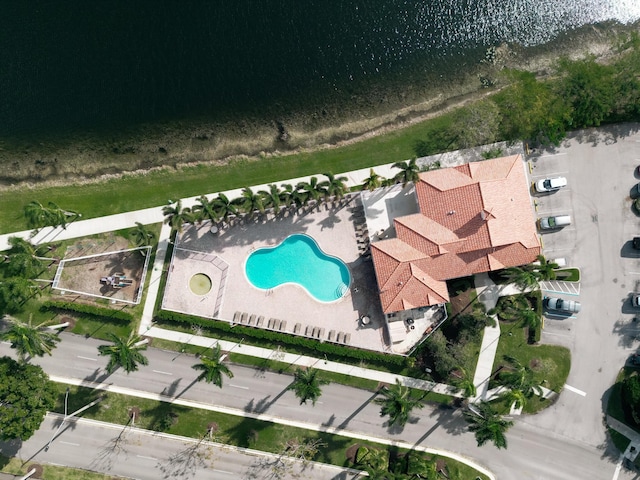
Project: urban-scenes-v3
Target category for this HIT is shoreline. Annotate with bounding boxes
[0,21,636,191]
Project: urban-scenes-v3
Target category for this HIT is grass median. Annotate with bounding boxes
[50,383,486,479]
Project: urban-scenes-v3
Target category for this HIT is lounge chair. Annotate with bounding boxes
[328,330,335,342]
[294,323,301,334]
[267,318,275,329]
[336,332,344,343]
[343,333,351,344]
[318,328,325,339]
[248,314,256,326]
[256,316,264,327]
[305,325,312,336]
[279,320,287,331]
[240,312,248,325]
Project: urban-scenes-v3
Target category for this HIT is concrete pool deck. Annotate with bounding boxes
[163,195,392,352]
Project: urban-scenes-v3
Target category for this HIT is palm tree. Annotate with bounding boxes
[3,237,52,279]
[498,355,543,401]
[162,200,195,235]
[499,388,528,411]
[192,344,234,388]
[406,452,438,480]
[319,172,348,200]
[0,277,41,314]
[212,193,238,222]
[192,195,220,224]
[97,332,149,374]
[0,315,61,362]
[233,187,265,217]
[532,255,558,281]
[362,169,384,191]
[392,158,420,187]
[287,367,329,406]
[520,307,541,331]
[296,177,325,206]
[129,222,157,252]
[23,200,53,229]
[259,184,282,214]
[463,402,513,449]
[502,266,540,291]
[374,379,424,428]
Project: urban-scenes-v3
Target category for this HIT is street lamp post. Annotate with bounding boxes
[45,390,105,452]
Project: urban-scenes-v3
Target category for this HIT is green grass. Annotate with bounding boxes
[492,320,571,411]
[0,454,119,480]
[50,384,485,479]
[0,112,458,234]
[555,268,580,282]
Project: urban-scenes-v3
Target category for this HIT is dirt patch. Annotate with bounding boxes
[54,237,148,304]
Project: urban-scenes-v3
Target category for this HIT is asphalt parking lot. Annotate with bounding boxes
[520,123,640,449]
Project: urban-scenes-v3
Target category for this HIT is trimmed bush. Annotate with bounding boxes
[41,300,133,322]
[154,310,406,366]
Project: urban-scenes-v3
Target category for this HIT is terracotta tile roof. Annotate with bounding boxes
[372,154,540,313]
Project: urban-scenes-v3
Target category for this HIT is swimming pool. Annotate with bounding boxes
[245,234,351,302]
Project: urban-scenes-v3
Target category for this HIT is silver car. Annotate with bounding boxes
[544,296,581,314]
[539,215,571,230]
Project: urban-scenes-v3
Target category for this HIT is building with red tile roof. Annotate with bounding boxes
[371,154,540,314]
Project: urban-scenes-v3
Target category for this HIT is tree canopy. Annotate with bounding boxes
[0,356,57,441]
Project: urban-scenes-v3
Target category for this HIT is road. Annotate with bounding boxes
[0,414,354,480]
[0,331,631,479]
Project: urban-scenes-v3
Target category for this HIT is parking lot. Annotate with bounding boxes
[521,123,640,448]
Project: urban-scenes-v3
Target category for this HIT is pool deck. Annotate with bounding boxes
[165,195,392,352]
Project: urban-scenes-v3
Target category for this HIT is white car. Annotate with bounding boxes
[535,177,567,193]
[544,296,581,313]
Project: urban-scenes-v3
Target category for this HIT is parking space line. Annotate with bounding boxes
[538,153,567,158]
[564,384,587,396]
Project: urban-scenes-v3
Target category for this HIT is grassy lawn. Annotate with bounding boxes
[492,319,571,413]
[555,268,580,282]
[0,112,457,234]
[0,455,120,480]
[50,384,485,479]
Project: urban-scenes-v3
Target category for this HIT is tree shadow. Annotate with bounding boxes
[337,390,381,430]
[82,367,113,386]
[244,385,290,414]
[156,436,215,480]
[89,420,132,472]
[226,416,270,449]
[569,122,640,147]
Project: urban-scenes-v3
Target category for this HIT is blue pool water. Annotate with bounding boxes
[245,234,351,302]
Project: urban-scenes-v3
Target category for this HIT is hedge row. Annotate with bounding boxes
[154,310,407,367]
[42,300,133,322]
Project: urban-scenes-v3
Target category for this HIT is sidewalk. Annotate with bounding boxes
[472,273,501,402]
[146,325,463,397]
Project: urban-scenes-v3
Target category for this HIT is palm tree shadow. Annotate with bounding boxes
[337,390,381,430]
[244,385,290,414]
[82,367,114,386]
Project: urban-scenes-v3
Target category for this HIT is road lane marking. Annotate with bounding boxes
[229,384,249,390]
[212,469,234,475]
[77,355,97,361]
[136,455,157,461]
[60,441,80,446]
[541,331,571,337]
[564,384,586,396]
[152,370,173,376]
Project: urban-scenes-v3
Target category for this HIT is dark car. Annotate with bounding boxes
[630,353,640,366]
[634,237,640,250]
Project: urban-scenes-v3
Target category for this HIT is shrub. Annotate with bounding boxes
[41,300,133,322]
[622,375,640,425]
[154,310,407,367]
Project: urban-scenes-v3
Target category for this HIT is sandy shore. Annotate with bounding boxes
[0,21,637,190]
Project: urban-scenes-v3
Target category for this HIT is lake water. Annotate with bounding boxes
[1,1,638,136]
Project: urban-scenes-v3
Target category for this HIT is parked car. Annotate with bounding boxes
[539,215,571,230]
[633,293,640,308]
[535,177,567,193]
[633,237,640,250]
[543,296,581,313]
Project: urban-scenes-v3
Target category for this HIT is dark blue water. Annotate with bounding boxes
[1,1,638,136]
